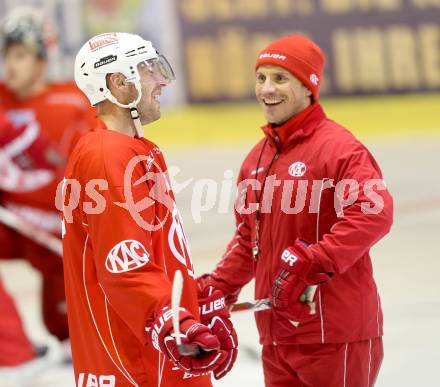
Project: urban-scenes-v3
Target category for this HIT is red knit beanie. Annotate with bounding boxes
[255,34,325,100]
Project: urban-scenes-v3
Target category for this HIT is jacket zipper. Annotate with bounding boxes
[268,152,280,345]
[315,178,334,343]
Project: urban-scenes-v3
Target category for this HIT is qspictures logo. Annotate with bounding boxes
[56,156,388,227]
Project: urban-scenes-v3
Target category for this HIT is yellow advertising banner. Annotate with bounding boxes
[177,0,440,101]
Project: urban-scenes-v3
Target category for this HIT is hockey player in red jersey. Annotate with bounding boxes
[0,105,67,384]
[0,107,39,368]
[61,32,237,387]
[0,6,95,348]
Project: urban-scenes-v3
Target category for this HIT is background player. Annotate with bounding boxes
[0,6,95,356]
[0,105,67,385]
[0,106,52,384]
[61,32,237,387]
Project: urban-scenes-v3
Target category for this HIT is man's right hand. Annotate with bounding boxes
[147,306,228,375]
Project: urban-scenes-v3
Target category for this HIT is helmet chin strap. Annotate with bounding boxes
[104,81,144,138]
[128,106,144,138]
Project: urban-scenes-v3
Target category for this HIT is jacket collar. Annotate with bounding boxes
[261,103,326,147]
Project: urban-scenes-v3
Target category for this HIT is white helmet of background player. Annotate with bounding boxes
[74,32,175,137]
[0,6,55,59]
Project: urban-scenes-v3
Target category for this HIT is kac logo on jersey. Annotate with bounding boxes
[288,161,307,177]
[105,240,150,273]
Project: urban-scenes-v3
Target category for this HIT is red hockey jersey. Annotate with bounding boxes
[62,120,211,387]
[0,82,95,228]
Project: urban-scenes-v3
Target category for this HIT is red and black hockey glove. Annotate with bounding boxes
[197,274,240,306]
[147,306,227,375]
[271,240,330,323]
[198,285,238,380]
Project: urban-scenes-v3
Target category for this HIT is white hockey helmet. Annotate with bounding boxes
[74,32,175,107]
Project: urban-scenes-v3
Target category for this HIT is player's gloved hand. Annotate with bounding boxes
[271,240,330,323]
[198,285,238,379]
[147,306,228,375]
[197,274,240,306]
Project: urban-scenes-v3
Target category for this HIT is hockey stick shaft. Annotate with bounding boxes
[0,205,62,256]
[171,270,200,356]
[230,285,318,316]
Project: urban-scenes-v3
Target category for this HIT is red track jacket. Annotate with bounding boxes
[209,103,393,345]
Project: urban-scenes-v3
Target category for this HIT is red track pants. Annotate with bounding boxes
[0,276,35,365]
[262,338,383,387]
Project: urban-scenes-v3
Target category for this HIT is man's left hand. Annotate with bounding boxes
[198,285,238,380]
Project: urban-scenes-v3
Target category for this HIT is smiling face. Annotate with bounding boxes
[255,65,312,125]
[136,61,169,125]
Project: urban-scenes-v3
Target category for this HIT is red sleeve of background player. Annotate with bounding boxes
[0,108,10,135]
[0,107,60,192]
[83,142,172,344]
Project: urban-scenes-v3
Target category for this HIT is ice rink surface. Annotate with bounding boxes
[1,135,439,386]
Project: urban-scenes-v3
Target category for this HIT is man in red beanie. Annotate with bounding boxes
[198,34,393,386]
